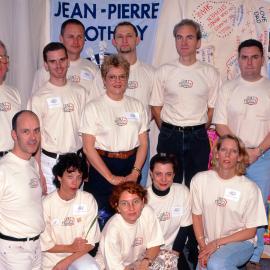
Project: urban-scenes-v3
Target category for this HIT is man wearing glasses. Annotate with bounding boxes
[0,40,21,158]
[28,42,87,195]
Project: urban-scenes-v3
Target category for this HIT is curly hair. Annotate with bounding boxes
[109,182,147,211]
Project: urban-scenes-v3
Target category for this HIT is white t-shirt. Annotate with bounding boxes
[92,60,154,119]
[41,190,100,270]
[213,76,270,148]
[97,205,164,270]
[79,94,148,152]
[147,183,192,250]
[0,83,21,151]
[28,81,86,153]
[0,152,44,237]
[190,170,267,244]
[150,59,221,126]
[32,58,99,101]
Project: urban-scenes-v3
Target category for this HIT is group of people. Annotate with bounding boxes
[0,16,269,270]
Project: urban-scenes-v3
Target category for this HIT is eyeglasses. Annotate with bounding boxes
[118,198,142,209]
[107,74,127,82]
[0,55,9,64]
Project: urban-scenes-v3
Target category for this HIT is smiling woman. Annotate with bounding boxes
[80,54,148,228]
[190,135,267,270]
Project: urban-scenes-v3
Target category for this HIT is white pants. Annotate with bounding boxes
[68,254,100,270]
[0,238,41,270]
[41,153,57,194]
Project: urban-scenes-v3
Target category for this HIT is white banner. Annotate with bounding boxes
[51,0,163,64]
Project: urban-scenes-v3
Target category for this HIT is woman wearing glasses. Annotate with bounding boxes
[80,54,148,227]
[96,182,165,270]
[190,135,267,270]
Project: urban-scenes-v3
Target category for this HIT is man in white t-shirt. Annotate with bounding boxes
[213,39,270,269]
[0,110,45,270]
[32,19,99,101]
[0,40,21,157]
[150,19,221,188]
[28,42,87,195]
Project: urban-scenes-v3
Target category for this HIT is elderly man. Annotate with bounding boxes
[0,40,21,157]
[0,110,44,270]
[213,39,270,270]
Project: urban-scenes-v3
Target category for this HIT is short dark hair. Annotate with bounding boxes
[0,40,7,55]
[238,39,264,56]
[52,153,88,188]
[110,182,147,211]
[60,19,85,36]
[43,42,68,62]
[173,19,202,40]
[150,153,178,173]
[12,110,38,131]
[113,21,138,39]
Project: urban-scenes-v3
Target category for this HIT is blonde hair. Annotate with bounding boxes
[211,134,249,176]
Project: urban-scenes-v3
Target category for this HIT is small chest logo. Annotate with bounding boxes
[128,81,138,89]
[244,96,258,105]
[0,102,11,111]
[215,197,227,207]
[63,103,74,112]
[115,116,128,126]
[179,80,193,88]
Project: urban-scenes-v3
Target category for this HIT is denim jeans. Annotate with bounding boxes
[157,124,210,188]
[246,149,270,263]
[196,241,254,270]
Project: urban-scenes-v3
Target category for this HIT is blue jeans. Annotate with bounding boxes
[157,123,210,188]
[140,134,150,187]
[246,149,270,262]
[196,241,254,270]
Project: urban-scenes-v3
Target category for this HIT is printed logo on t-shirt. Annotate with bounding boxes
[133,237,143,247]
[115,116,128,126]
[215,197,227,207]
[158,211,171,221]
[0,102,11,111]
[62,217,75,226]
[128,81,138,89]
[68,74,80,83]
[179,79,193,88]
[244,96,258,105]
[29,177,39,188]
[63,103,74,112]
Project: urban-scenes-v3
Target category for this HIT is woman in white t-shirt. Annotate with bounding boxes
[190,135,267,270]
[96,182,167,270]
[80,55,148,227]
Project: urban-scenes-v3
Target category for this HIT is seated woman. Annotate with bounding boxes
[40,153,100,270]
[96,182,165,270]
[147,153,195,270]
[190,135,267,270]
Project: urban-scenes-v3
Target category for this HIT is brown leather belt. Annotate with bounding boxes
[96,148,136,159]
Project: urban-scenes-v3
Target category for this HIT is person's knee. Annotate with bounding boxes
[207,256,225,270]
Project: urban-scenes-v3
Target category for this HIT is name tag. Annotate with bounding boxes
[171,206,184,217]
[80,70,93,81]
[47,97,62,108]
[224,188,241,202]
[125,112,139,121]
[73,204,88,215]
[52,218,60,226]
